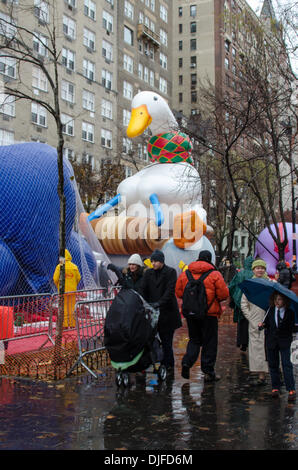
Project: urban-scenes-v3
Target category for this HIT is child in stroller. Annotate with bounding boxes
[104,288,167,387]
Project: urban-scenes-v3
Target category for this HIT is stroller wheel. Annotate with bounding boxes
[122,372,130,387]
[157,365,167,381]
[115,372,123,387]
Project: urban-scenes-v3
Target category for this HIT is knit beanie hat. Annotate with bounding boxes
[198,250,212,263]
[150,249,165,263]
[252,259,267,270]
[127,253,143,267]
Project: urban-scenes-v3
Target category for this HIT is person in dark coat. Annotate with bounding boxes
[107,253,145,294]
[275,261,295,289]
[228,256,254,352]
[139,249,182,373]
[259,292,296,402]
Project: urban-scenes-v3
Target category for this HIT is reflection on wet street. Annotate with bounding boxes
[0,322,297,450]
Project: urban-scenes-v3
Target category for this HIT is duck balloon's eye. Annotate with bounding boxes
[153,96,158,101]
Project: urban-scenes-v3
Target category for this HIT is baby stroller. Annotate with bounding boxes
[104,288,167,387]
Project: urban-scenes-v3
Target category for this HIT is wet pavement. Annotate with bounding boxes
[0,321,297,451]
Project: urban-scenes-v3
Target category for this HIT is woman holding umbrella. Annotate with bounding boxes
[241,259,269,385]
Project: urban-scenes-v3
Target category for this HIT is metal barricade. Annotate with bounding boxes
[67,297,114,378]
[0,293,54,350]
[0,285,121,359]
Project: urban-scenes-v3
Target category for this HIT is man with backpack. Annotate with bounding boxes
[175,250,229,382]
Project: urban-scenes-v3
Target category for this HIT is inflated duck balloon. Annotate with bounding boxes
[88,91,214,263]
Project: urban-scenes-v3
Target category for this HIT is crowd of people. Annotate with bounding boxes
[57,247,297,403]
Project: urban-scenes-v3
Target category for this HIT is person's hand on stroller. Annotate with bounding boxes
[107,263,117,272]
[150,302,160,309]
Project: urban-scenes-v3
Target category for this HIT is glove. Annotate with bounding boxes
[150,302,160,309]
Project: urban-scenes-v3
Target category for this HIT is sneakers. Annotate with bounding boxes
[288,390,296,402]
[271,389,280,398]
[181,365,190,379]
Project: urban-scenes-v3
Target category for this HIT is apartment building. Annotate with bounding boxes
[0,0,172,185]
[116,0,172,177]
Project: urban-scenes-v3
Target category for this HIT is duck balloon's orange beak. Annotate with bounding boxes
[126,105,152,138]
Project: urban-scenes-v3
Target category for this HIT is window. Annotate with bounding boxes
[178,7,182,17]
[82,153,94,170]
[61,80,75,103]
[160,5,168,22]
[84,28,95,51]
[144,66,149,83]
[179,92,183,103]
[179,75,183,85]
[138,63,143,79]
[190,5,196,17]
[102,10,113,32]
[191,91,197,103]
[102,40,113,61]
[33,32,48,56]
[190,56,196,68]
[123,137,132,154]
[63,15,76,40]
[0,94,15,117]
[179,24,182,33]
[101,98,113,119]
[191,73,197,85]
[0,129,14,145]
[123,109,131,126]
[159,77,167,94]
[34,0,49,23]
[63,147,75,162]
[0,55,16,78]
[0,12,16,39]
[32,66,47,91]
[82,90,95,112]
[101,128,112,148]
[61,113,74,136]
[225,39,230,52]
[125,166,133,178]
[124,1,134,20]
[62,48,75,71]
[123,54,133,73]
[124,26,133,45]
[149,70,154,87]
[31,102,47,127]
[179,40,183,51]
[84,0,96,20]
[150,0,155,12]
[159,29,167,46]
[190,38,196,50]
[160,52,167,69]
[82,122,94,143]
[102,69,112,89]
[225,57,229,70]
[190,22,196,33]
[123,81,133,100]
[83,59,95,81]
[179,58,183,68]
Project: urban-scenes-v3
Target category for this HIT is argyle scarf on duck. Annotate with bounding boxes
[147,131,193,164]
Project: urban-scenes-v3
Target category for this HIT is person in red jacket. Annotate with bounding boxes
[175,250,229,382]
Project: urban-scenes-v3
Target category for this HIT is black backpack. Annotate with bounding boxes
[182,269,215,320]
[104,289,154,363]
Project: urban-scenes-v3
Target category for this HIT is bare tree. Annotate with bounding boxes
[0,1,71,372]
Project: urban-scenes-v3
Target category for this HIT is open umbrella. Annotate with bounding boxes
[239,278,298,321]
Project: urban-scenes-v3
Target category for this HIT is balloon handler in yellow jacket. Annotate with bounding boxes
[53,249,81,328]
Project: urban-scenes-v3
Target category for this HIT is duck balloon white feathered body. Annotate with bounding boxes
[87,91,215,267]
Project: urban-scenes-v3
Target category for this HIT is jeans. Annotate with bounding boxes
[182,315,218,376]
[267,346,295,391]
